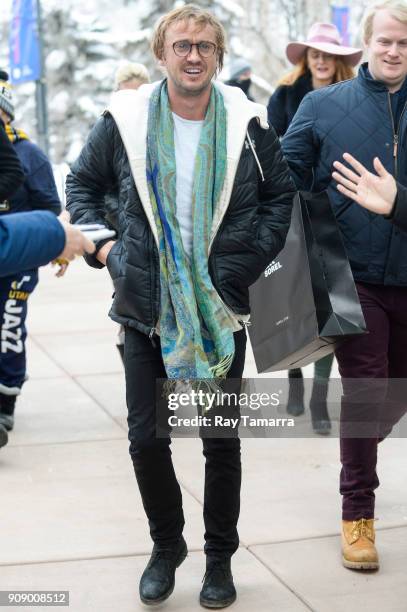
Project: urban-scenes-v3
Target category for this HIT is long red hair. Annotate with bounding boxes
[278,54,355,86]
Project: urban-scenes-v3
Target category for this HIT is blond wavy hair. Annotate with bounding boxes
[278,54,355,86]
[363,0,407,43]
[114,62,150,90]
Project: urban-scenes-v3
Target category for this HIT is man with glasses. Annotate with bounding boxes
[66,4,295,607]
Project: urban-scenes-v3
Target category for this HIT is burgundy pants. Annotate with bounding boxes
[335,282,407,520]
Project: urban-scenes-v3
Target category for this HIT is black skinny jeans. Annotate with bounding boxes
[124,326,247,558]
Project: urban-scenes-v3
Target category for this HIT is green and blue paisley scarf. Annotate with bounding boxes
[146,80,237,380]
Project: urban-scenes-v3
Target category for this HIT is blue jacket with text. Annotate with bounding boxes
[0,211,65,277]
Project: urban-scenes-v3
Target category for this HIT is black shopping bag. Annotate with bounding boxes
[248,191,366,372]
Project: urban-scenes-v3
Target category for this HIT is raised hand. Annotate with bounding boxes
[332,153,397,215]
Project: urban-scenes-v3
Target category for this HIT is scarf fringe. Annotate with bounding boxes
[209,353,234,378]
[162,352,233,400]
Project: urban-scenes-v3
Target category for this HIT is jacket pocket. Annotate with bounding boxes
[106,240,123,281]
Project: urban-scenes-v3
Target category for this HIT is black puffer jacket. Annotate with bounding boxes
[66,83,295,336]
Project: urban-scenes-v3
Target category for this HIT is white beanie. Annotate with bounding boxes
[229,58,251,80]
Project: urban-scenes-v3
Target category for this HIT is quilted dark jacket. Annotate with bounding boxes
[282,63,407,286]
[1,137,61,217]
[66,97,295,336]
[393,183,407,233]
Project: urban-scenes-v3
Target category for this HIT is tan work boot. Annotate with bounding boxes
[342,518,379,570]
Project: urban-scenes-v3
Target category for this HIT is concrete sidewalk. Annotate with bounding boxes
[0,260,406,612]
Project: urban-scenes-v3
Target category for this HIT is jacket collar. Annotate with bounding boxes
[214,80,268,160]
[358,61,407,94]
[107,79,268,160]
[106,79,269,248]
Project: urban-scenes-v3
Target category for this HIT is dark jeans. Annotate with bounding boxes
[335,282,407,520]
[124,326,247,557]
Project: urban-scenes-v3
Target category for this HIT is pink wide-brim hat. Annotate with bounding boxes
[286,22,363,67]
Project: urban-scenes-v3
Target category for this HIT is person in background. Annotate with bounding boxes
[0,208,95,449]
[268,22,363,137]
[225,57,254,100]
[0,114,23,201]
[114,62,150,91]
[0,104,24,449]
[282,0,407,571]
[267,24,363,434]
[0,70,61,444]
[0,211,95,278]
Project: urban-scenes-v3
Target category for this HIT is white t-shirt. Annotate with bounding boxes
[172,112,203,257]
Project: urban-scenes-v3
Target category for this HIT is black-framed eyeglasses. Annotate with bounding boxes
[172,40,217,58]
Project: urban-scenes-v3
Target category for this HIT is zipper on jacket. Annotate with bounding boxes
[393,133,399,159]
[387,94,407,179]
[208,126,262,256]
[149,327,158,347]
[246,131,265,182]
[148,230,160,346]
[387,93,397,172]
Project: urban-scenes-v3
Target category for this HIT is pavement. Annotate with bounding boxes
[0,259,406,612]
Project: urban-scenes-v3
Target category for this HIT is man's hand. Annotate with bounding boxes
[57,212,96,261]
[332,153,397,215]
[96,240,115,265]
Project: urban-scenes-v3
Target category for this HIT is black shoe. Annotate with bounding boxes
[0,424,8,449]
[287,369,305,416]
[139,536,187,605]
[200,557,236,609]
[0,393,16,431]
[309,381,331,436]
